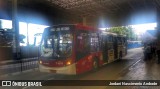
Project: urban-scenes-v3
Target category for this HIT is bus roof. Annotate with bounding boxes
[75,24,97,31]
[117,34,126,37]
[101,32,117,36]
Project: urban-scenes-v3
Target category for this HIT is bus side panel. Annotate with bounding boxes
[122,47,126,57]
[98,52,104,66]
[108,49,115,63]
[76,55,93,74]
[117,45,122,59]
[75,52,102,74]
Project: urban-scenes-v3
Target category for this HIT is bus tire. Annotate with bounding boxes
[93,58,99,71]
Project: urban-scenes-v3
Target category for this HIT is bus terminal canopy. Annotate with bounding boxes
[16,0,159,17]
[2,0,160,26]
[5,0,159,17]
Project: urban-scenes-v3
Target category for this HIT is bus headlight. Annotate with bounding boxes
[39,60,42,64]
[66,61,71,66]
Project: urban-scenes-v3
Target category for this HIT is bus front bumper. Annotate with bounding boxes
[39,64,76,75]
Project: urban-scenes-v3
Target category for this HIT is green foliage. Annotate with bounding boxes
[106,26,137,40]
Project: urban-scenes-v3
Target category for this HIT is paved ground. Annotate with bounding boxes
[1,48,160,89]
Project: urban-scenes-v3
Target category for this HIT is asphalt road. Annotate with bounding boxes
[2,48,159,89]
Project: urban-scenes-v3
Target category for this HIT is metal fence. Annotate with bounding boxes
[0,57,39,75]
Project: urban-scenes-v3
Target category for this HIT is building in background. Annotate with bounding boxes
[0,19,48,46]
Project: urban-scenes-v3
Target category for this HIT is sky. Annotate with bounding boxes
[131,23,157,35]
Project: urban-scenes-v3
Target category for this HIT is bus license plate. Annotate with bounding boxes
[50,70,56,73]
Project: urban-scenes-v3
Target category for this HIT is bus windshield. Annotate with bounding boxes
[40,29,73,59]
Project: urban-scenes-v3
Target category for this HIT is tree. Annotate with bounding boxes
[107,26,136,41]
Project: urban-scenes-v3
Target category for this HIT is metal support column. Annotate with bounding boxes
[12,0,20,60]
[157,9,160,42]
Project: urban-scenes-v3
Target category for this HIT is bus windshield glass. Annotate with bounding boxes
[40,27,73,59]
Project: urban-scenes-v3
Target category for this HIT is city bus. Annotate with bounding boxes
[101,32,117,63]
[117,35,127,58]
[39,24,127,74]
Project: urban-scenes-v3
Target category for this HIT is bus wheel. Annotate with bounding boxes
[93,58,99,70]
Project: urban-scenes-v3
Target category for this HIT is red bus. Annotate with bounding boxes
[39,24,127,74]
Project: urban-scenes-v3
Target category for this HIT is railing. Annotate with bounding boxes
[0,57,39,75]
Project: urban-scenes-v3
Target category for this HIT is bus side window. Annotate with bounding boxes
[107,35,113,43]
[99,35,103,50]
[76,36,83,51]
[90,33,100,52]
